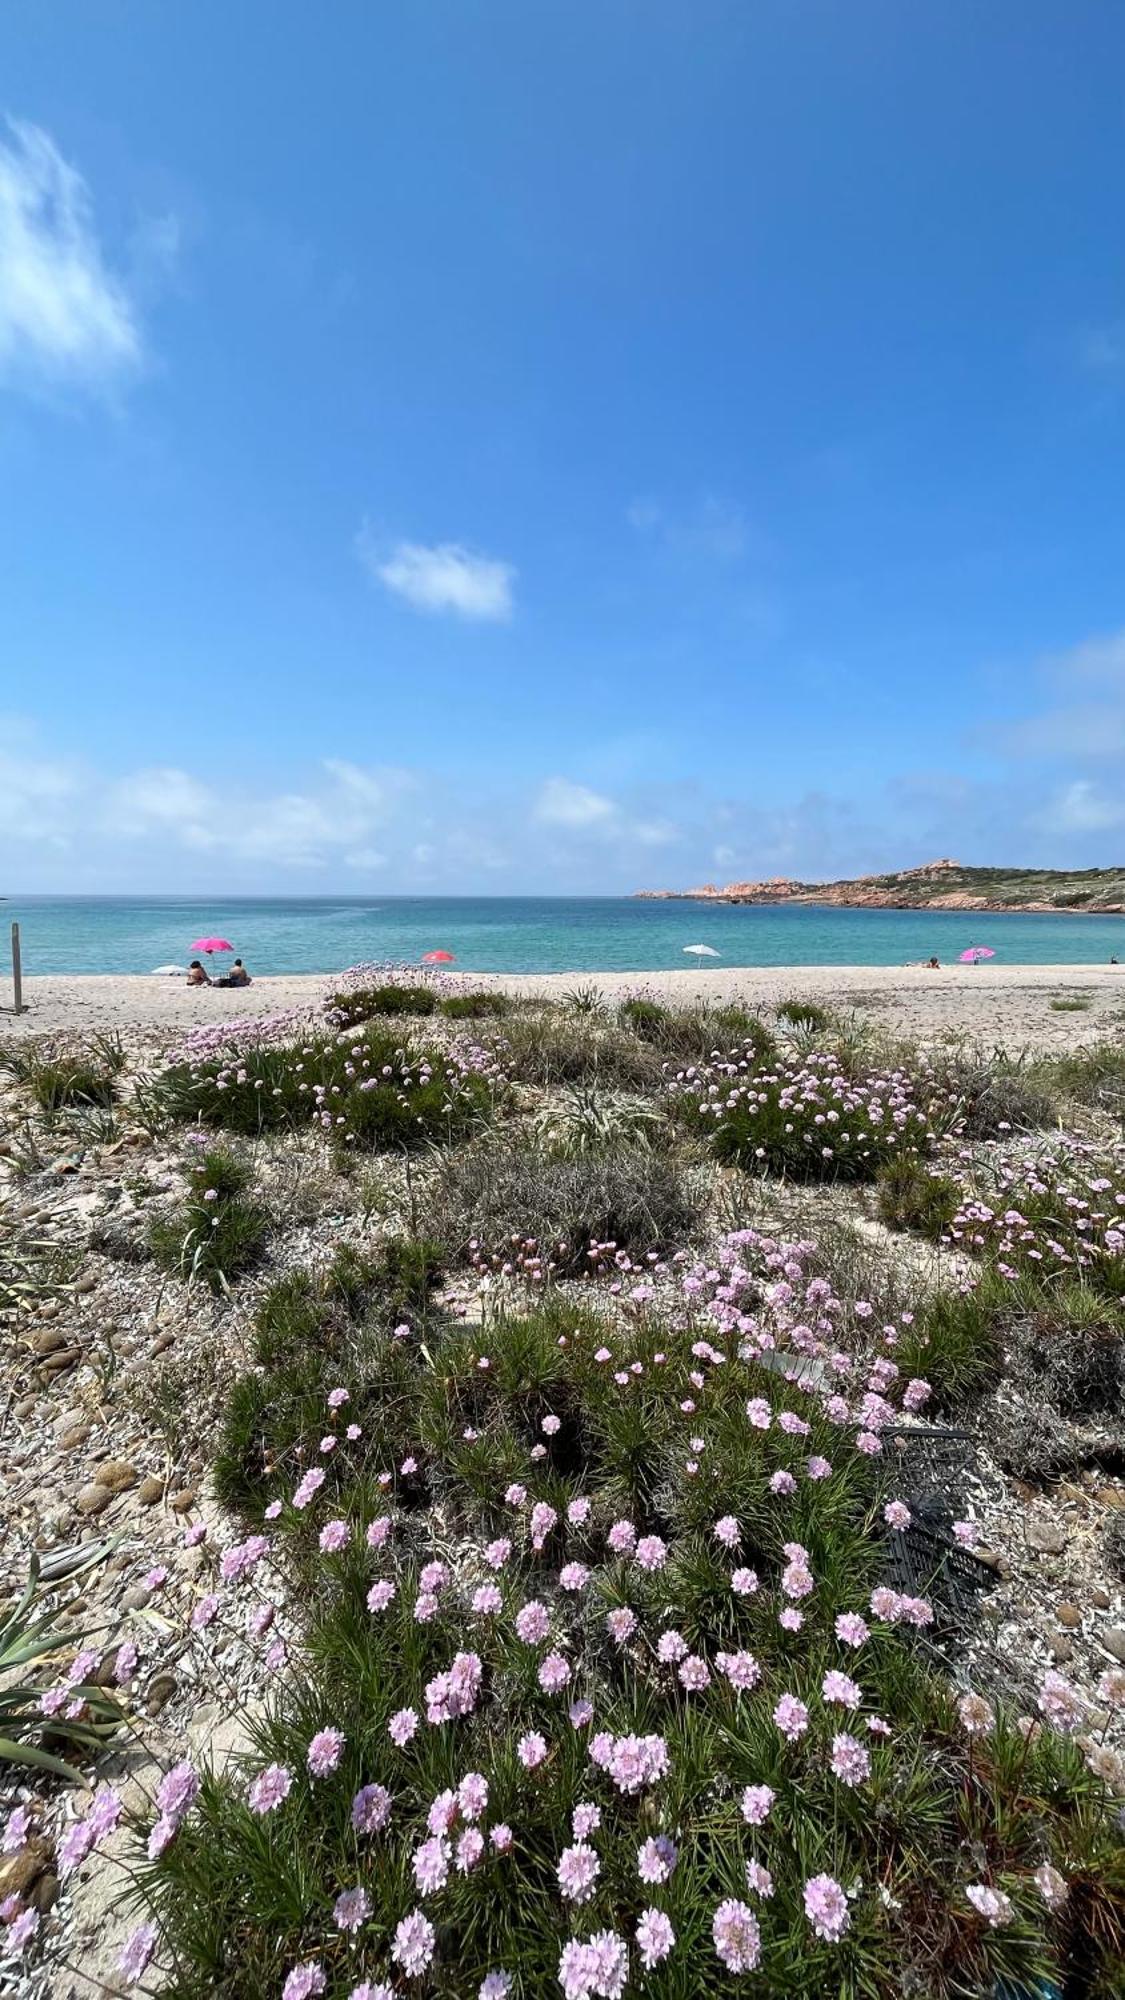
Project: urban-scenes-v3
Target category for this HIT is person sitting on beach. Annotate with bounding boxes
[925,956,941,969]
[227,959,251,986]
[186,959,211,986]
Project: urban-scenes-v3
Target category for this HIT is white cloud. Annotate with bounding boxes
[357,528,515,622]
[107,767,216,833]
[0,119,142,391]
[1043,780,1125,834]
[344,848,387,871]
[534,777,617,829]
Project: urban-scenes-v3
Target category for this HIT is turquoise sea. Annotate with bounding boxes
[4,895,1124,976]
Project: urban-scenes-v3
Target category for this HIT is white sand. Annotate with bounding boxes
[1,964,1122,1053]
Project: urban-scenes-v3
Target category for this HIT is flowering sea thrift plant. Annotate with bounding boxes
[81,1225,1121,1999]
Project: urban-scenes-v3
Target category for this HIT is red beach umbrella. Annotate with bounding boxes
[421,949,455,963]
[190,936,235,955]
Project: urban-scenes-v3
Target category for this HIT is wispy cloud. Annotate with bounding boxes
[1075,322,1125,374]
[0,119,143,393]
[997,626,1125,759]
[1043,779,1125,834]
[534,778,617,829]
[357,528,516,621]
[627,492,751,562]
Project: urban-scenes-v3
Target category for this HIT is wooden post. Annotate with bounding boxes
[11,921,24,1015]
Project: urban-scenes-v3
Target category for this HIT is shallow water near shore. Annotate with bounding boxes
[6,893,1125,975]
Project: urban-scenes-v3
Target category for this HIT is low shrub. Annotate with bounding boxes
[618,997,667,1039]
[948,1138,1125,1297]
[1040,1041,1125,1118]
[431,1136,703,1276]
[499,1011,663,1091]
[149,1147,270,1293]
[532,1086,667,1160]
[1049,996,1091,1013]
[875,1156,960,1241]
[893,1272,1010,1409]
[672,1047,937,1183]
[776,996,834,1032]
[153,1021,502,1153]
[442,992,511,1021]
[328,984,438,1025]
[134,1263,1125,2000]
[0,1039,119,1116]
[927,1049,1055,1139]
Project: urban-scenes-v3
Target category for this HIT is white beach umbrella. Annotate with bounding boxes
[683,943,720,957]
[150,964,186,976]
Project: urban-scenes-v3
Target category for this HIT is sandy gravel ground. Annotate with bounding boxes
[1,963,1123,1052]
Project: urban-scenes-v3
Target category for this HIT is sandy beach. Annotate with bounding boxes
[2,963,1123,1052]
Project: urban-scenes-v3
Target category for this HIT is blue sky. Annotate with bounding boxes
[2,0,1124,893]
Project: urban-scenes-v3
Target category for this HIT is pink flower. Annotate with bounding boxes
[636,1908,675,1969]
[472,1584,502,1615]
[412,1835,450,1896]
[713,1515,741,1548]
[830,1732,871,1786]
[731,1566,759,1596]
[678,1654,710,1691]
[607,1519,636,1555]
[741,1783,775,1826]
[351,1783,392,1833]
[248,1763,292,1814]
[712,1898,761,1973]
[965,1884,1013,1928]
[637,1834,677,1884]
[8,1909,39,1953]
[392,1910,436,1976]
[745,1859,774,1898]
[292,1467,326,1509]
[118,1921,158,1984]
[606,1606,637,1644]
[1037,1671,1087,1734]
[367,1579,396,1613]
[559,1562,590,1592]
[485,1537,512,1569]
[558,1842,600,1903]
[883,1500,911,1531]
[459,1772,489,1821]
[307,1727,345,1777]
[389,1707,419,1748]
[515,1600,551,1645]
[283,1964,326,2000]
[539,1651,571,1693]
[635,1535,667,1571]
[804,1873,850,1941]
[518,1731,548,1770]
[769,1470,797,1496]
[334,1887,370,1933]
[822,1670,862,1709]
[773,1692,809,1740]
[834,1612,869,1648]
[319,1519,349,1552]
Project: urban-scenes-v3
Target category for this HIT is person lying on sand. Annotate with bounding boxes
[186,960,212,986]
[926,956,941,969]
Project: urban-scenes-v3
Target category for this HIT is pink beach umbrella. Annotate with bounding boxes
[190,936,235,956]
[421,949,455,963]
[959,946,996,964]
